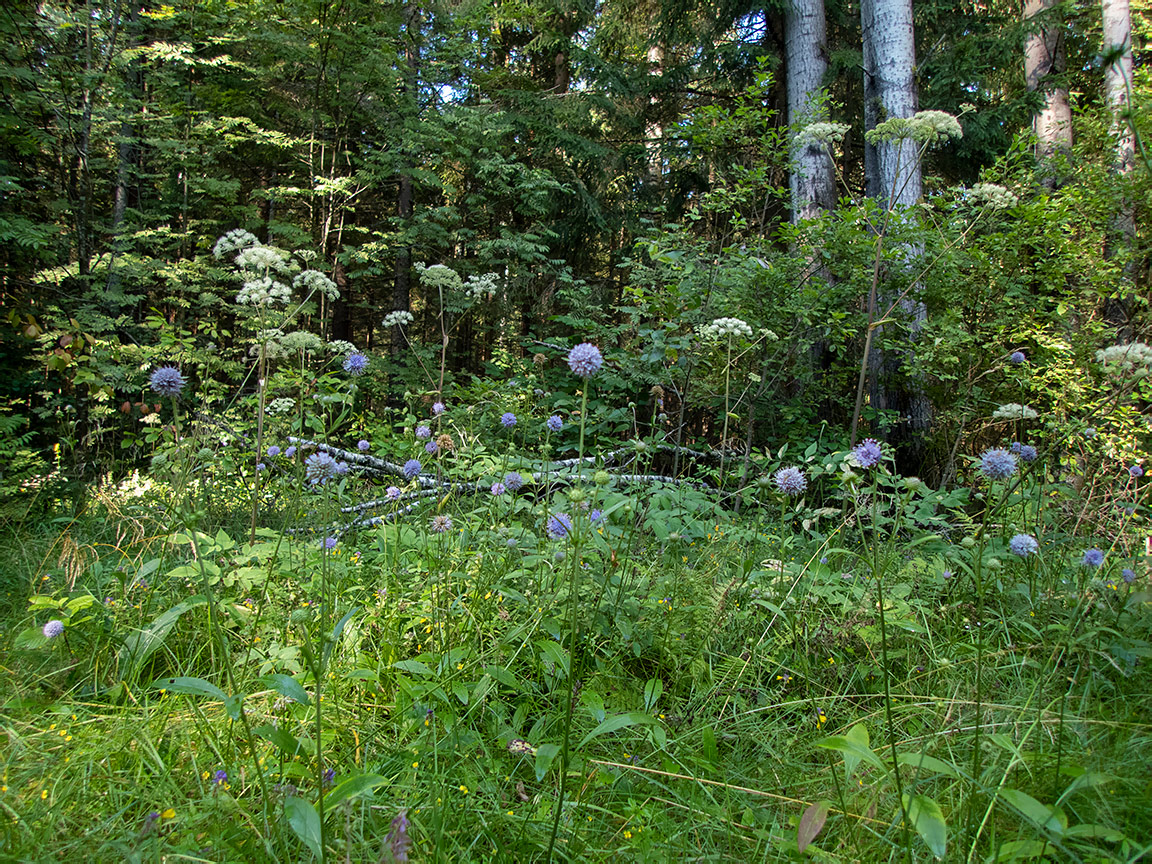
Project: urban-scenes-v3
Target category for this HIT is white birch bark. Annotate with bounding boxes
[786,0,834,222]
[1024,0,1072,164]
[1103,0,1135,175]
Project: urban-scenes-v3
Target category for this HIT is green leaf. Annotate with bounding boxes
[263,673,311,705]
[536,640,570,678]
[798,800,831,853]
[578,712,658,748]
[285,796,322,858]
[701,725,718,766]
[324,773,389,809]
[119,597,206,678]
[156,676,227,701]
[642,678,663,712]
[253,724,309,758]
[895,752,961,779]
[535,743,561,780]
[817,724,885,779]
[902,793,947,859]
[483,664,520,690]
[997,788,1062,834]
[392,659,433,676]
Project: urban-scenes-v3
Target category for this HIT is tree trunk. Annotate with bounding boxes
[861,0,920,208]
[392,2,420,358]
[785,0,834,222]
[1102,0,1135,331]
[1024,0,1072,175]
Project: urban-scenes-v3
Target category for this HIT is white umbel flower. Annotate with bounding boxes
[1097,343,1152,379]
[294,269,339,301]
[237,276,291,306]
[700,317,754,340]
[383,310,415,328]
[213,229,259,259]
[992,403,1039,421]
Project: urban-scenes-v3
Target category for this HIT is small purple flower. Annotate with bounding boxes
[285,445,297,458]
[357,439,370,452]
[267,445,281,457]
[491,481,506,496]
[1009,351,1026,365]
[343,352,368,375]
[774,466,807,497]
[942,570,953,580]
[149,366,185,397]
[42,619,64,639]
[212,769,228,786]
[255,462,267,473]
[386,486,402,500]
[403,459,422,479]
[503,471,524,491]
[852,438,883,469]
[425,440,439,455]
[1009,534,1039,557]
[567,342,604,378]
[416,425,432,441]
[547,512,573,540]
[546,415,563,433]
[820,555,828,565]
[1082,548,1105,568]
[432,401,446,415]
[305,452,339,486]
[1122,568,1136,583]
[430,514,453,533]
[386,809,411,863]
[501,412,517,428]
[590,509,603,523]
[335,461,349,476]
[1129,465,1143,478]
[979,448,1018,480]
[324,536,338,550]
[323,767,335,787]
[1084,427,1097,438]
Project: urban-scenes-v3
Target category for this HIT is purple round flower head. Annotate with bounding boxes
[256,462,267,472]
[324,536,338,550]
[979,448,1018,480]
[424,440,439,455]
[1122,568,1136,583]
[1084,427,1097,439]
[267,445,281,457]
[430,514,453,534]
[547,512,573,540]
[1018,444,1037,463]
[546,415,563,433]
[403,459,422,479]
[357,439,370,452]
[305,452,339,486]
[416,425,432,441]
[1130,465,1143,478]
[774,466,807,497]
[590,508,603,524]
[1009,351,1026,365]
[1081,548,1105,568]
[490,481,506,496]
[212,769,227,786]
[335,461,349,476]
[501,412,518,429]
[942,570,953,580]
[343,352,368,376]
[149,366,185,397]
[42,619,64,639]
[853,438,883,469]
[386,485,402,500]
[432,401,446,416]
[567,342,603,378]
[1009,533,1039,557]
[503,471,524,491]
[285,445,297,458]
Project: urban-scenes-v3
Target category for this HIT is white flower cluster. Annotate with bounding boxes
[465,272,500,300]
[969,183,1019,210]
[700,317,754,340]
[265,397,296,415]
[383,310,415,328]
[326,340,357,356]
[1097,343,1152,379]
[795,121,851,147]
[250,328,286,359]
[866,110,963,147]
[280,331,325,355]
[294,269,339,302]
[235,244,296,275]
[992,403,1039,421]
[237,275,292,306]
[213,229,259,259]
[414,263,463,294]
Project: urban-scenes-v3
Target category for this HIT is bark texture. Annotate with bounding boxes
[861,0,919,208]
[786,0,834,222]
[1024,0,1072,168]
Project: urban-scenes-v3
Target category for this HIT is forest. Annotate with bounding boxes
[2,0,1152,860]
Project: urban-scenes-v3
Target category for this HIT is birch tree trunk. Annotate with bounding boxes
[1102,0,1135,330]
[1024,0,1072,175]
[786,0,834,222]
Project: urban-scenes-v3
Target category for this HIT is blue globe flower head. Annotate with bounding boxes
[212,770,228,786]
[853,438,883,469]
[305,452,339,486]
[386,486,402,500]
[324,536,338,550]
[416,425,432,441]
[430,514,453,534]
[501,412,518,429]
[285,445,297,458]
[1009,533,1039,557]
[1130,465,1144,478]
[256,462,267,472]
[546,415,563,433]
[403,459,422,479]
[503,471,524,491]
[774,466,807,497]
[590,509,604,524]
[490,481,506,496]
[1009,351,1026,365]
[979,448,1018,480]
[567,342,604,378]
[432,401,446,415]
[1081,548,1105,568]
[547,512,573,540]
[335,461,349,476]
[1122,568,1136,583]
[149,366,185,398]
[343,352,368,375]
[1018,444,1038,463]
[424,440,439,455]
[42,619,64,639]
[357,439,370,452]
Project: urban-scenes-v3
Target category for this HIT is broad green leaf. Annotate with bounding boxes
[798,800,831,853]
[998,788,1062,834]
[156,676,227,701]
[483,664,520,690]
[817,725,885,780]
[535,743,561,780]
[536,640,570,678]
[254,724,309,758]
[119,597,206,678]
[263,673,311,705]
[392,659,433,676]
[285,796,322,858]
[642,678,663,712]
[324,773,389,809]
[902,793,947,858]
[896,752,961,779]
[578,712,658,748]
